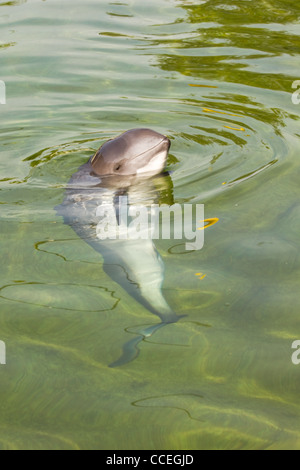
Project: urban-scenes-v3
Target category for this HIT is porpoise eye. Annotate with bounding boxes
[115,164,121,171]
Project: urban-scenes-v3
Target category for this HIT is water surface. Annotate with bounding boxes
[0,0,300,450]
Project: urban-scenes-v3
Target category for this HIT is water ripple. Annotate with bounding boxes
[0,282,120,312]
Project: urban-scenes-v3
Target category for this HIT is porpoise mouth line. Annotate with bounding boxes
[90,135,169,171]
[130,136,169,162]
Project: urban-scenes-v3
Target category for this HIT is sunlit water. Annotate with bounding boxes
[1,0,300,450]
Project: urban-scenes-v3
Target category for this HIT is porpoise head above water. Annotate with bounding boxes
[90,128,171,177]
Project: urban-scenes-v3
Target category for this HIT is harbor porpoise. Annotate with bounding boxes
[56,129,183,367]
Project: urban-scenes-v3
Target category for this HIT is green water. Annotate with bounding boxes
[1,0,300,450]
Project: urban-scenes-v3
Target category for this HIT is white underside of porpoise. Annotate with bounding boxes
[136,150,167,176]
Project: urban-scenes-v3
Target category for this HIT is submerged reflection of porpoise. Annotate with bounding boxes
[56,129,183,367]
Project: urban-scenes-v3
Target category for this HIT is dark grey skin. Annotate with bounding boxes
[57,129,183,367]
